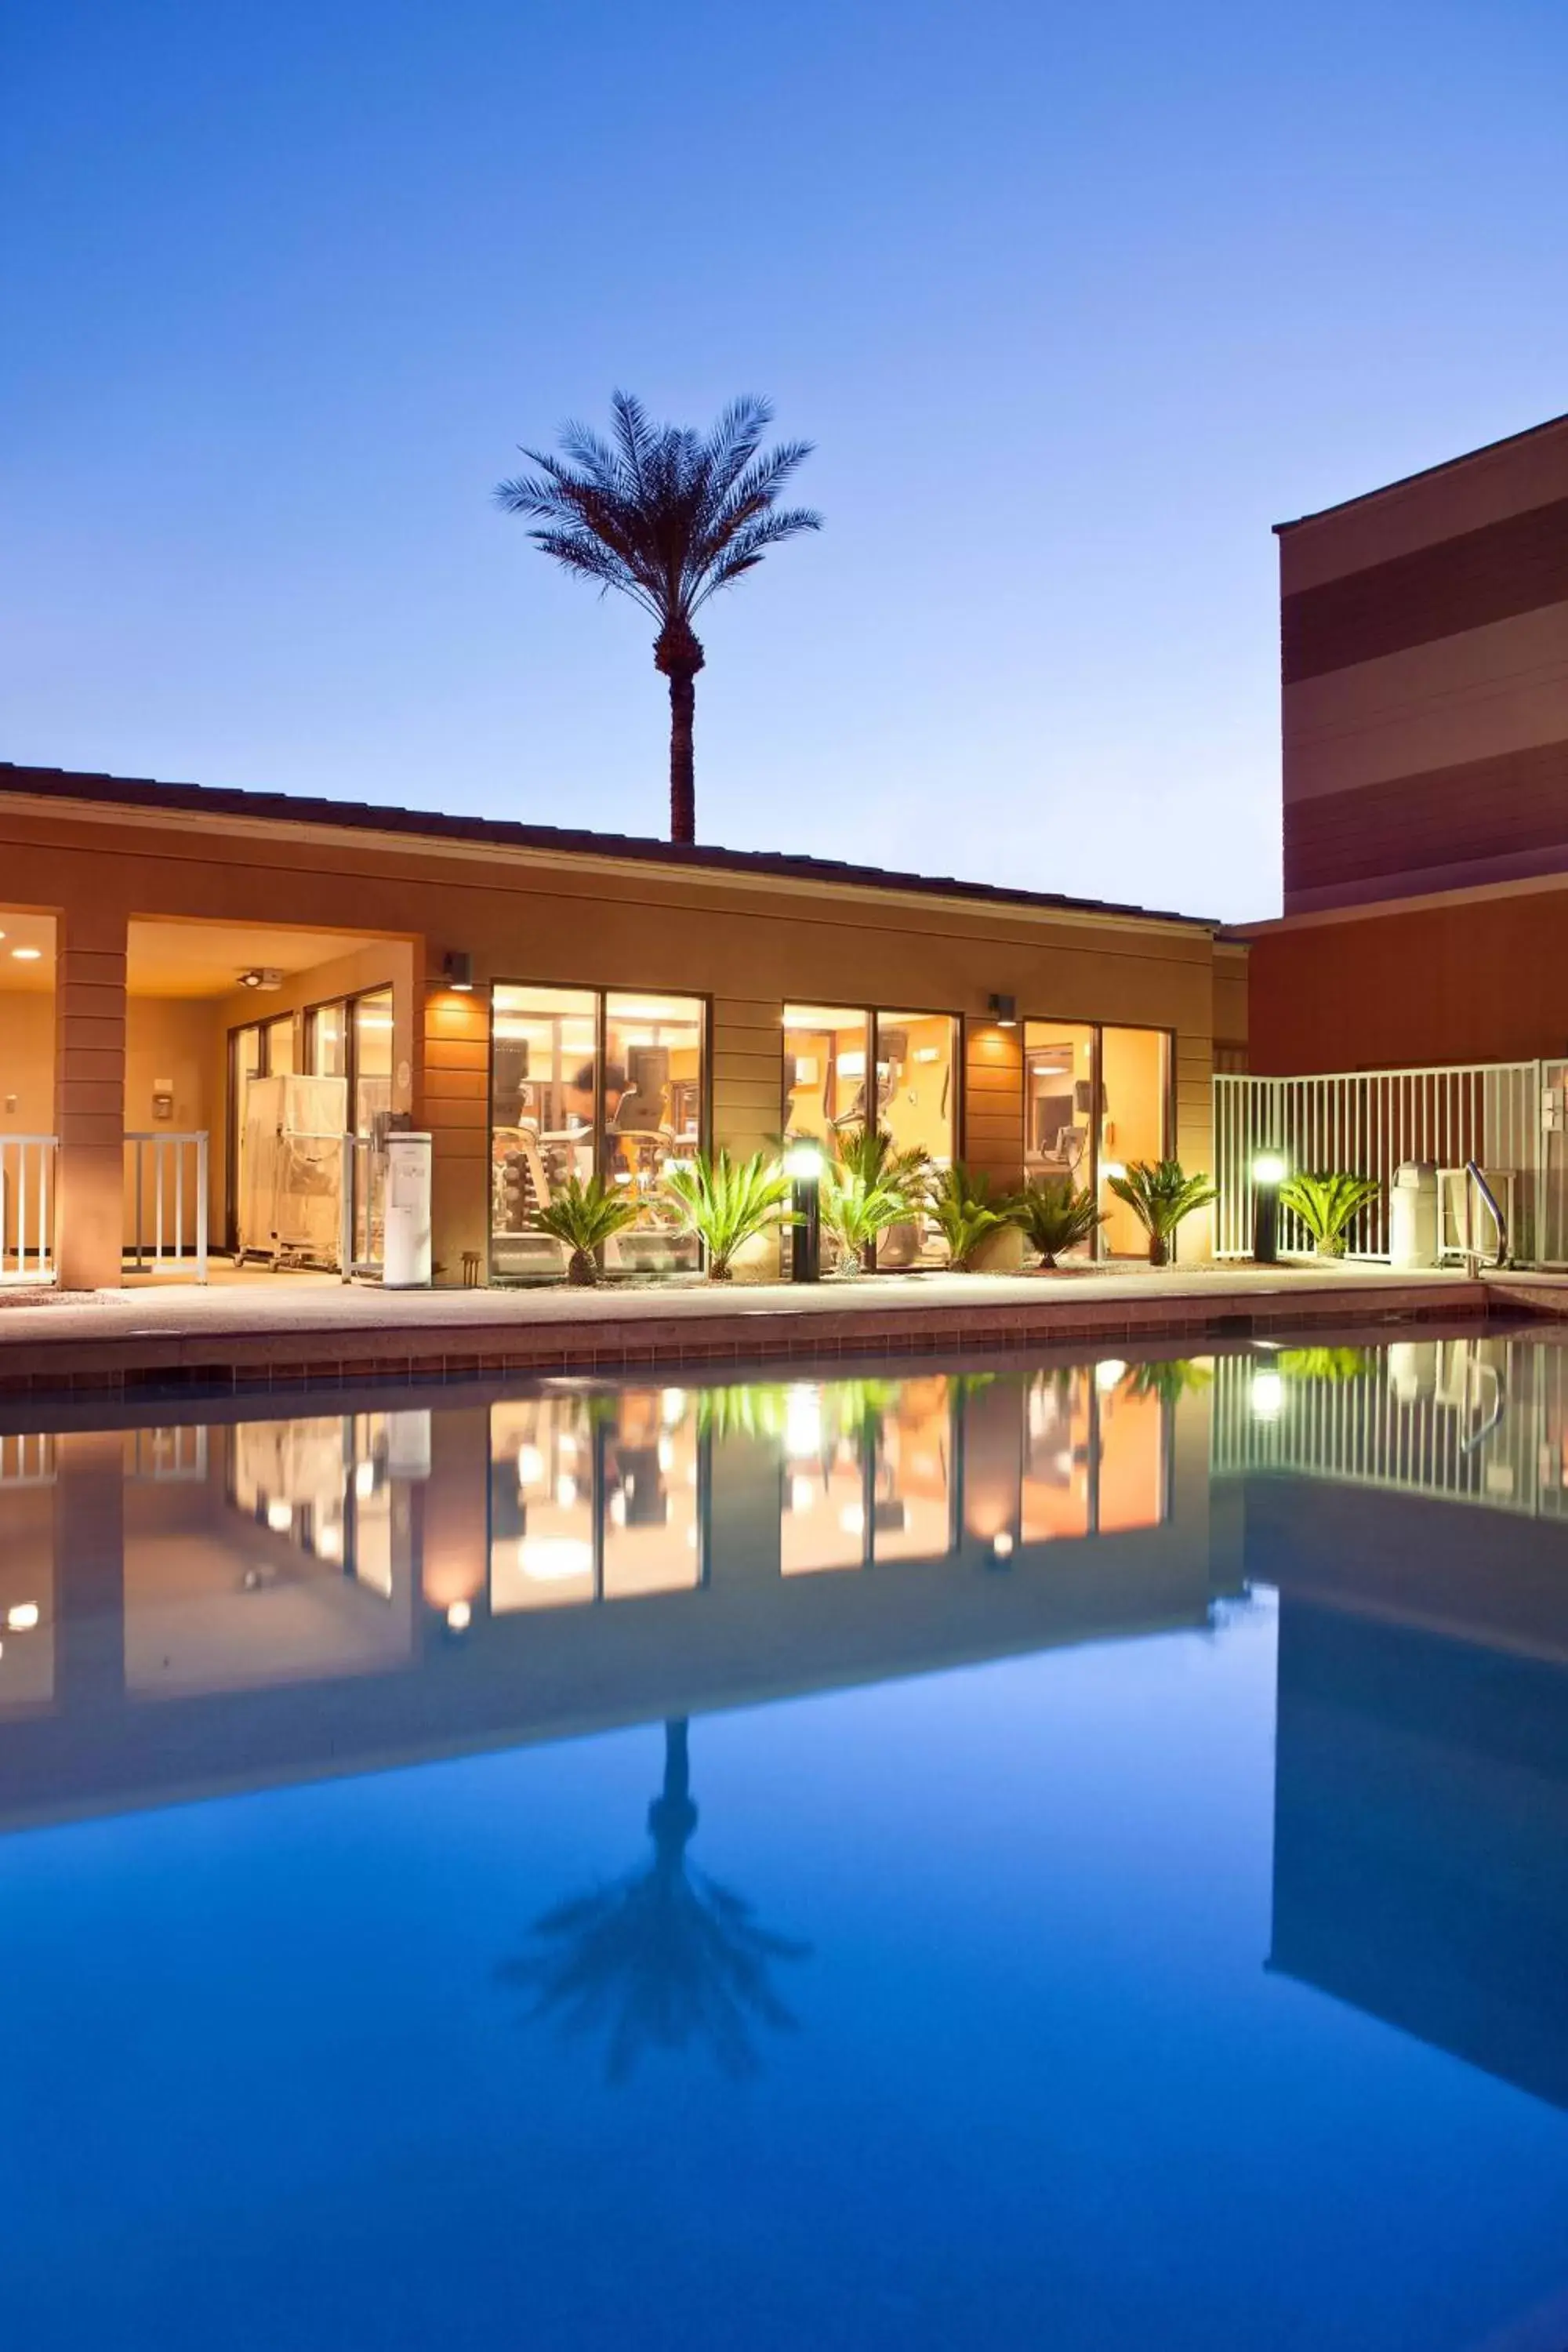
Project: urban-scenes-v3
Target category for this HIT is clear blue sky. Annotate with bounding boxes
[3,0,1565,922]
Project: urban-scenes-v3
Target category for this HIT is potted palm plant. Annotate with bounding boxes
[927,1163,1014,1271]
[531,1172,642,1285]
[1107,1159,1218,1267]
[662,1148,794,1280]
[819,1125,930,1274]
[1012,1178,1105,1270]
[1276,1171,1381,1260]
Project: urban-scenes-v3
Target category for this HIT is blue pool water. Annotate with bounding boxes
[1,1337,1566,2347]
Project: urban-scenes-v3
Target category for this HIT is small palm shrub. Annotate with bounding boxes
[662,1149,793,1280]
[1277,1171,1381,1260]
[821,1124,930,1273]
[532,1172,642,1286]
[926,1163,1013,1271]
[1108,1159,1218,1267]
[1013,1178,1104,1269]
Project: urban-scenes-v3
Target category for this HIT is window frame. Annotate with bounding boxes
[1018,1014,1177,1261]
[487,977,712,1283]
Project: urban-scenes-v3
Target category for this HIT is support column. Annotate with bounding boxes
[422,968,490,1287]
[53,1428,126,1711]
[54,907,128,1290]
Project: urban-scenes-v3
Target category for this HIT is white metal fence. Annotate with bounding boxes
[1214,1063,1550,1262]
[125,1131,209,1281]
[0,1136,56,1285]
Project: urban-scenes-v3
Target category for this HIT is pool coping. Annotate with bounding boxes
[0,1269,1517,1404]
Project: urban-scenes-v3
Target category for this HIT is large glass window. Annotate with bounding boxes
[782,1004,956,1269]
[783,1006,869,1145]
[1099,1026,1171,1258]
[604,992,704,1273]
[490,985,705,1280]
[1022,1019,1171,1261]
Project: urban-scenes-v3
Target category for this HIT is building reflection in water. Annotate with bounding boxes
[5,1341,1568,2107]
[499,1715,811,2082]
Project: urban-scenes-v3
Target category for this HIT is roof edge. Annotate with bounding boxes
[1273,408,1568,536]
[0,762,1221,933]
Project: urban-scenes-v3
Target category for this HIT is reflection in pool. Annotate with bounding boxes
[0,1332,1566,2348]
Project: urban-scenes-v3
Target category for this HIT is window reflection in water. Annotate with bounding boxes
[489,1388,703,1611]
[0,1432,56,1712]
[125,1410,419,1697]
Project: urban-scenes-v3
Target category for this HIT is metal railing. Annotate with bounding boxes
[0,1135,56,1285]
[125,1131,209,1282]
[1459,1160,1509,1272]
[1214,1063,1548,1262]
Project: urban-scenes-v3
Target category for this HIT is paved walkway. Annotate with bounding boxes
[0,1260,1506,1401]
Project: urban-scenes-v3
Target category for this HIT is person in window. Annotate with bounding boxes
[561,1060,627,1133]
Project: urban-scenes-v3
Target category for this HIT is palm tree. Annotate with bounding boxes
[499,1719,810,2082]
[495,392,822,844]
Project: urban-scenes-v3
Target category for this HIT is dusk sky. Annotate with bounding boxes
[4,0,1566,923]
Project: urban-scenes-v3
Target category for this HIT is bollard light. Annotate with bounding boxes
[1252,1150,1288,1264]
[785,1141,826,1283]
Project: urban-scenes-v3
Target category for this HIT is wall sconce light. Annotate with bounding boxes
[987,993,1018,1028]
[442,951,475,993]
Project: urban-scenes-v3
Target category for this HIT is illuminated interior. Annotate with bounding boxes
[1022,1019,1171,1259]
[490,985,706,1279]
[782,1004,957,1267]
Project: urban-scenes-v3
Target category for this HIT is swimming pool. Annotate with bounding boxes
[1,1333,1566,2348]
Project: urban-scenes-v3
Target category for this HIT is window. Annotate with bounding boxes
[1099,1027,1171,1257]
[490,985,706,1279]
[1022,1019,1171,1260]
[603,992,704,1273]
[782,1004,957,1268]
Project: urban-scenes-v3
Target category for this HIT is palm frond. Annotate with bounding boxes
[1107,1160,1218,1266]
[1013,1178,1104,1268]
[662,1148,794,1279]
[926,1163,1013,1271]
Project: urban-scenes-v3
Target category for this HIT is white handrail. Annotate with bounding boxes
[125,1131,209,1282]
[0,1135,57,1285]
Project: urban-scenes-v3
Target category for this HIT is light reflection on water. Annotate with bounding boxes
[0,1333,1566,2347]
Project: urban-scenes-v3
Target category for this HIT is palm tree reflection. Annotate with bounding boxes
[501,1718,810,2082]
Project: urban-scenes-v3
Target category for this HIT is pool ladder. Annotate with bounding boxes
[1460,1159,1509,1277]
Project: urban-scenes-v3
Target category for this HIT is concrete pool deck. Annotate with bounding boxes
[0,1258,1544,1400]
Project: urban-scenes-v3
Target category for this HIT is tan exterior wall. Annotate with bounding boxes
[0,779,1223,1283]
[1277,413,1568,916]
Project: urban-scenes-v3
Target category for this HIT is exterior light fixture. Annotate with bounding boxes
[990,1530,1015,1562]
[785,1140,825,1283]
[1250,1370,1286,1422]
[1102,1160,1127,1183]
[1094,1358,1128,1392]
[443,951,475,993]
[987,993,1018,1028]
[11,947,42,964]
[1252,1149,1288,1264]
[5,1602,39,1632]
[446,1599,473,1633]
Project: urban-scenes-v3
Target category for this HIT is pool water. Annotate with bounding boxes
[1,1335,1566,2348]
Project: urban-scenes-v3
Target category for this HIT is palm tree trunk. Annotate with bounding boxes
[663,1717,691,1806]
[667,669,696,844]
